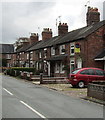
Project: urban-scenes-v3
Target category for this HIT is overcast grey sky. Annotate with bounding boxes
[1,0,105,44]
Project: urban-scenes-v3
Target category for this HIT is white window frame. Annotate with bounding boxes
[60,62,65,73]
[39,52,42,58]
[27,53,29,60]
[60,45,65,54]
[44,48,47,58]
[51,47,55,56]
[30,51,33,60]
[70,59,75,73]
[7,63,10,67]
[70,43,75,56]
[6,54,11,59]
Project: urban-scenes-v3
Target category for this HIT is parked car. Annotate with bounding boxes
[69,68,105,88]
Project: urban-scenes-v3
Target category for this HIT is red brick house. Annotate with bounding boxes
[25,7,105,77]
[3,6,105,77]
[14,34,39,67]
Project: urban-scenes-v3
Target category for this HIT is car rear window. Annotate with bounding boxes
[95,70,105,76]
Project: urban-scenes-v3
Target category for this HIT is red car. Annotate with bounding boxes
[69,68,105,88]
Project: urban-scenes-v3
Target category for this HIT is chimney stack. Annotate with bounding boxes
[86,6,100,26]
[19,37,30,47]
[58,23,68,36]
[42,28,52,40]
[30,33,39,44]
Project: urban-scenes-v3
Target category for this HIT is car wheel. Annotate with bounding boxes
[78,81,85,88]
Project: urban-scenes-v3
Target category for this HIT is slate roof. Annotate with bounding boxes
[26,36,61,52]
[95,49,105,59]
[26,20,105,52]
[0,44,14,54]
[56,20,105,45]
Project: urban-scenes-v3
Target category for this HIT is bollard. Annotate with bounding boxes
[40,73,43,84]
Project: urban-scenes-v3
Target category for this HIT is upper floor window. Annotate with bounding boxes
[44,48,47,58]
[6,54,11,59]
[51,47,55,56]
[60,45,65,54]
[70,43,75,56]
[39,51,42,58]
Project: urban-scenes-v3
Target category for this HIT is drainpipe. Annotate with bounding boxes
[48,62,50,76]
[29,52,30,67]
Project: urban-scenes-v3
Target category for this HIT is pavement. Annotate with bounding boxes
[2,74,104,119]
[42,84,87,99]
[41,84,105,105]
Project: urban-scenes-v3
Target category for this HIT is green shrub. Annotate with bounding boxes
[9,69,15,76]
[5,67,36,76]
[16,70,21,76]
[11,67,36,73]
[6,69,11,75]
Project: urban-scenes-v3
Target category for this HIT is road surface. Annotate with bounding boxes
[1,74,104,119]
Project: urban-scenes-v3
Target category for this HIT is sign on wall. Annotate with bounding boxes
[75,43,80,53]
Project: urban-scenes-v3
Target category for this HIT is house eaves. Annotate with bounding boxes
[26,20,105,52]
[0,44,14,54]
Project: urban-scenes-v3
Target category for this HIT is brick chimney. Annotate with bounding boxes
[42,28,52,40]
[19,37,30,47]
[58,23,68,36]
[30,33,39,44]
[86,6,100,26]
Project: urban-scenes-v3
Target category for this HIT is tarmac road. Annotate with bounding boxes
[1,74,104,119]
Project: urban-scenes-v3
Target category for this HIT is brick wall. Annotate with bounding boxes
[85,25,105,69]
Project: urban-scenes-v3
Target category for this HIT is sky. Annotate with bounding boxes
[0,0,105,44]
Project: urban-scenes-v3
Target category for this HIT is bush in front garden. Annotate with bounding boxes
[4,67,36,76]
[9,69,15,76]
[15,70,21,77]
[11,67,36,73]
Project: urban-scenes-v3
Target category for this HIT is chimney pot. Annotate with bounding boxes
[30,33,39,44]
[86,6,100,26]
[58,22,68,36]
[42,28,52,40]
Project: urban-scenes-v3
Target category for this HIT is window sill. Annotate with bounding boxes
[70,54,75,56]
[60,71,65,74]
[60,53,65,55]
[55,71,59,73]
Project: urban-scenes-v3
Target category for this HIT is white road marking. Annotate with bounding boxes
[20,100,46,119]
[3,88,13,96]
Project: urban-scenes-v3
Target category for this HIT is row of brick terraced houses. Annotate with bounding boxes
[1,6,105,77]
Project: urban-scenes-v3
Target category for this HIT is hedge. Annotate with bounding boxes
[11,67,36,73]
[5,67,36,76]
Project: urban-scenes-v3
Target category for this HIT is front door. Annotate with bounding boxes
[77,58,82,68]
[50,61,55,77]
